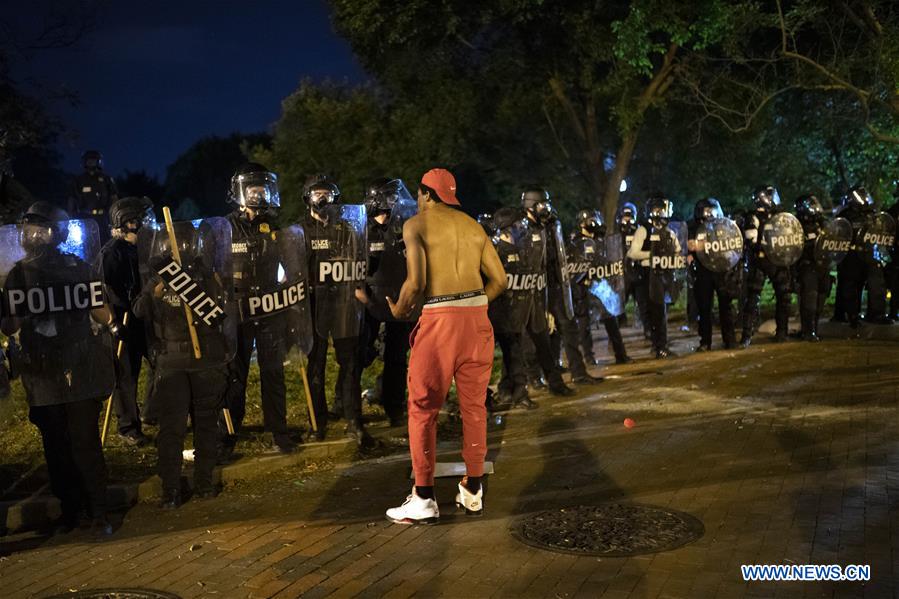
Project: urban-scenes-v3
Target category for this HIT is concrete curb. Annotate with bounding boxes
[757,317,899,340]
[1,434,369,535]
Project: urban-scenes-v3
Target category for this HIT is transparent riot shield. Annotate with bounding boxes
[550,219,575,319]
[137,216,237,371]
[697,217,743,273]
[859,212,896,267]
[0,219,115,402]
[814,217,852,268]
[524,224,549,334]
[587,233,626,319]
[313,204,367,340]
[367,198,417,322]
[491,218,543,334]
[760,212,804,267]
[649,222,688,304]
[234,223,313,355]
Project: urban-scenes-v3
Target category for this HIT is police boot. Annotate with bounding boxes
[159,489,181,510]
[346,420,376,449]
[511,386,538,410]
[547,374,576,397]
[801,312,819,342]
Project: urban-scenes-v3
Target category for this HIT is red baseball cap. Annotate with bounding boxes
[420,168,460,206]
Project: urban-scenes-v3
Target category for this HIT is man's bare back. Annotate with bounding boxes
[387,174,506,318]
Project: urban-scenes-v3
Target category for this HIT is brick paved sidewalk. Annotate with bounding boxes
[1,337,897,598]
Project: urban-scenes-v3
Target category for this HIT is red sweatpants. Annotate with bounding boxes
[407,304,494,486]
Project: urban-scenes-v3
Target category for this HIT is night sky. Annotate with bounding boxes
[10,0,364,177]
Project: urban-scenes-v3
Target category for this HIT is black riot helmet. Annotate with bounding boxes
[577,209,606,237]
[693,197,724,223]
[230,163,280,211]
[20,201,70,252]
[303,174,340,210]
[794,194,824,225]
[476,213,495,237]
[521,187,552,223]
[81,150,103,171]
[110,196,154,232]
[645,193,673,229]
[845,185,874,208]
[615,202,638,234]
[752,185,780,211]
[365,178,412,215]
[493,206,529,244]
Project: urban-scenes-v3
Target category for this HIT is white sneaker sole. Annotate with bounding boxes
[386,515,440,525]
[455,498,484,517]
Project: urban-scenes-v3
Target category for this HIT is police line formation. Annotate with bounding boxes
[0,151,897,537]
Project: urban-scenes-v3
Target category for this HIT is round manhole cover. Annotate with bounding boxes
[45,591,181,599]
[511,503,704,557]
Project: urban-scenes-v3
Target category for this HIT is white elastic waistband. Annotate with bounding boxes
[423,295,488,309]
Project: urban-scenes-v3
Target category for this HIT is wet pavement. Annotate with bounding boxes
[1,328,897,598]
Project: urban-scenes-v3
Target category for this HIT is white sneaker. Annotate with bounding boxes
[386,489,440,525]
[455,479,483,516]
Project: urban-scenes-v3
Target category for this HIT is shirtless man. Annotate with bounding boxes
[385,168,507,523]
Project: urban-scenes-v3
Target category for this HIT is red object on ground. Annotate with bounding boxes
[623,418,636,428]
[407,304,493,486]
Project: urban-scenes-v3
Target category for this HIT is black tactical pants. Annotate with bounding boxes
[225,319,290,444]
[308,329,361,429]
[741,258,792,339]
[628,278,651,338]
[513,327,567,391]
[29,398,108,522]
[573,292,628,363]
[359,313,411,422]
[648,299,668,353]
[547,287,589,378]
[113,330,145,436]
[838,253,886,323]
[155,367,226,495]
[694,269,736,348]
[796,261,831,335]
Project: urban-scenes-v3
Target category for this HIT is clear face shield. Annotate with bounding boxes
[21,222,57,252]
[236,172,280,210]
[533,201,553,223]
[373,180,413,214]
[500,218,530,245]
[701,201,724,221]
[648,201,673,229]
[308,187,338,209]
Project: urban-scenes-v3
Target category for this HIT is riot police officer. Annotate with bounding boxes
[739,186,794,345]
[490,206,574,408]
[569,209,631,364]
[837,186,893,327]
[100,196,154,446]
[68,150,118,241]
[1,202,114,535]
[221,163,300,456]
[523,188,603,385]
[133,219,234,508]
[793,195,836,341]
[616,202,650,337]
[357,178,416,427]
[627,194,684,358]
[688,198,739,351]
[304,178,373,447]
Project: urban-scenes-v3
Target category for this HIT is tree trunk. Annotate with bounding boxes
[601,130,639,222]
